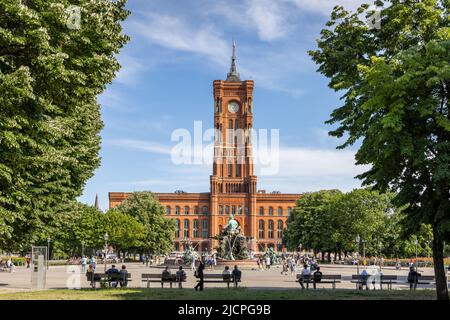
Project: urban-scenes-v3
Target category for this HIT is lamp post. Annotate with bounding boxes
[104,233,109,273]
[379,241,382,271]
[81,240,84,258]
[47,237,51,270]
[414,237,418,270]
[355,235,360,275]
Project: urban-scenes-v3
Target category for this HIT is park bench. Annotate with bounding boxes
[87,273,132,288]
[394,275,435,288]
[296,274,341,289]
[351,274,373,290]
[201,274,241,288]
[141,273,186,288]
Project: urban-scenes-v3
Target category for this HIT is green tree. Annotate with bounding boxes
[285,190,342,255]
[309,0,449,299]
[42,201,105,258]
[0,0,130,251]
[113,192,175,254]
[104,210,147,258]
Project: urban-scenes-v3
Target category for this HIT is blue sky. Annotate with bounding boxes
[78,0,370,211]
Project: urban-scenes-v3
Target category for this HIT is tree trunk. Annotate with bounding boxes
[432,225,449,300]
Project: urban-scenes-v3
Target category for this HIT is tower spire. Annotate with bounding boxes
[226,39,241,81]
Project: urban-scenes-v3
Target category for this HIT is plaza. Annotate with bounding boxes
[0,262,438,294]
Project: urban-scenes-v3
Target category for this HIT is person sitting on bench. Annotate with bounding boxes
[298,264,311,289]
[106,265,120,288]
[312,266,323,289]
[176,266,187,288]
[119,265,128,287]
[358,269,369,290]
[222,266,231,281]
[232,265,242,287]
[162,266,172,283]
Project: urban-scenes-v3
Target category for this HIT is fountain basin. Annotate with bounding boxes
[215,259,257,267]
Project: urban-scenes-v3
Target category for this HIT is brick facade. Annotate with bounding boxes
[109,46,301,252]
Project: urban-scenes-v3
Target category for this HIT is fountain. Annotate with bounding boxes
[212,214,256,266]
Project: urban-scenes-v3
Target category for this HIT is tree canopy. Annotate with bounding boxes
[285,189,411,259]
[309,0,449,299]
[0,0,129,251]
[112,191,176,254]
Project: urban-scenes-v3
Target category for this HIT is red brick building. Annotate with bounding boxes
[109,43,301,252]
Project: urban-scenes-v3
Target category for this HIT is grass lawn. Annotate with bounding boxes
[0,288,438,300]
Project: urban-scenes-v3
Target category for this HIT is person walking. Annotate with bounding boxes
[407,266,421,290]
[265,255,271,270]
[194,261,205,291]
[81,256,87,273]
[191,254,196,271]
[90,256,96,272]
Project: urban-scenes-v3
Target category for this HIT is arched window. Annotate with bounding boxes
[184,206,189,215]
[269,207,274,216]
[202,206,208,215]
[202,220,208,238]
[193,219,199,238]
[236,164,241,177]
[232,205,236,215]
[259,207,264,216]
[226,206,230,215]
[175,206,180,215]
[258,220,265,239]
[228,119,233,144]
[268,220,274,238]
[237,206,242,215]
[175,219,180,238]
[287,207,293,218]
[244,206,249,215]
[194,206,199,215]
[277,207,283,216]
[228,163,232,177]
[219,206,223,215]
[165,206,171,215]
[277,220,283,239]
[183,219,189,238]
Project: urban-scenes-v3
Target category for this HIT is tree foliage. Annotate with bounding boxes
[309,0,449,299]
[0,0,130,251]
[285,189,408,258]
[112,191,176,254]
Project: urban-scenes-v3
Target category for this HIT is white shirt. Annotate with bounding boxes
[301,268,311,275]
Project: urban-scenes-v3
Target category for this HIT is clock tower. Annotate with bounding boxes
[210,41,258,249]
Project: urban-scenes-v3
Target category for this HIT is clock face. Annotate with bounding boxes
[228,102,239,113]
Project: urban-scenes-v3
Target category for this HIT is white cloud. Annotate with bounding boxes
[246,0,288,41]
[114,54,146,85]
[288,0,366,16]
[106,136,367,193]
[129,13,229,66]
[106,139,172,155]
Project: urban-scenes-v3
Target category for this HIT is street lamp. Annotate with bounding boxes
[414,237,419,270]
[355,235,360,275]
[47,237,51,270]
[104,233,109,273]
[81,240,85,258]
[379,241,383,271]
